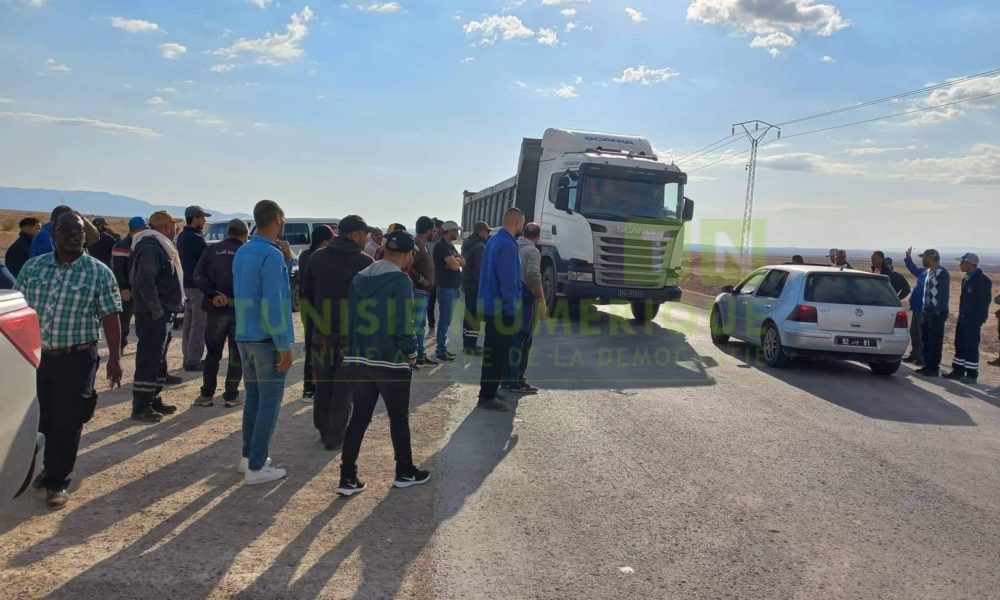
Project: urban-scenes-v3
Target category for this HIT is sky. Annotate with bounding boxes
[0,0,998,250]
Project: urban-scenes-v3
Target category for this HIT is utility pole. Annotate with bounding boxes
[733,120,780,256]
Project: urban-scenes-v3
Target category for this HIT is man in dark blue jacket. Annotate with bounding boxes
[943,253,993,383]
[337,229,428,496]
[903,248,929,365]
[476,207,525,411]
[177,205,211,371]
[4,217,40,277]
[914,249,950,378]
[193,219,248,407]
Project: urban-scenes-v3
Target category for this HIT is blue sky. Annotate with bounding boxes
[1,0,998,250]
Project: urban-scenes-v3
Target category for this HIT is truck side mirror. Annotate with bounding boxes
[682,197,695,222]
[555,176,572,213]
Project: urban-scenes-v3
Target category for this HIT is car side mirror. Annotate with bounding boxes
[722,285,736,295]
[555,176,572,213]
[682,197,695,222]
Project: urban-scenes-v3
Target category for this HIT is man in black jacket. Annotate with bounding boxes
[943,253,993,383]
[297,224,336,400]
[177,205,211,371]
[4,216,40,277]
[303,215,374,450]
[461,221,490,353]
[872,253,911,300]
[112,217,147,352]
[193,219,248,408]
[130,211,184,423]
[88,217,119,267]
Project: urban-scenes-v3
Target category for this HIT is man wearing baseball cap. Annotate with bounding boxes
[178,205,212,372]
[943,253,993,383]
[87,216,119,268]
[914,249,950,378]
[431,220,465,361]
[337,229,429,495]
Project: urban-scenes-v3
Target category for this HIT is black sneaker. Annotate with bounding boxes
[164,374,184,386]
[302,389,315,399]
[46,488,70,510]
[510,382,539,395]
[477,398,509,412]
[915,367,939,377]
[942,370,965,380]
[32,471,47,490]
[411,363,420,372]
[152,400,178,415]
[184,363,204,373]
[394,469,431,489]
[963,375,979,384]
[131,407,163,423]
[224,397,243,408]
[337,477,366,497]
[436,353,456,362]
[417,356,438,366]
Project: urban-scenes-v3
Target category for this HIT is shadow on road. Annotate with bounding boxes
[717,342,977,426]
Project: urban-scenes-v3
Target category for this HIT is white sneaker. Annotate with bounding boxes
[244,466,287,486]
[237,456,272,474]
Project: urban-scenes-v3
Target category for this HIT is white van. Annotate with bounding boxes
[205,219,254,245]
[250,218,341,258]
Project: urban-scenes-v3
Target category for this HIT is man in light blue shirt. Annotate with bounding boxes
[233,199,294,485]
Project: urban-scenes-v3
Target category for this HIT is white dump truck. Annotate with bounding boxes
[462,129,694,321]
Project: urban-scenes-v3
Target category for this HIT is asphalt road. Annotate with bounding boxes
[1,302,999,599]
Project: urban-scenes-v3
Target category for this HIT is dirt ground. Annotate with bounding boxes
[0,210,131,251]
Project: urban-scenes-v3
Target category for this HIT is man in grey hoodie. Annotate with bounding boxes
[502,222,546,394]
[336,230,431,496]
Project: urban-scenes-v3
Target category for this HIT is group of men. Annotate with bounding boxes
[816,247,997,384]
[5,199,551,508]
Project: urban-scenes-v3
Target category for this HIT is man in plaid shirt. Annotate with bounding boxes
[15,211,123,510]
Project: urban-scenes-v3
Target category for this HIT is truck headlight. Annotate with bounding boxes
[566,271,594,282]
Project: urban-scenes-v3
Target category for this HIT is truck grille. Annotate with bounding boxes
[593,233,672,289]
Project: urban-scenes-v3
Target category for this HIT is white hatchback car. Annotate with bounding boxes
[710,265,910,375]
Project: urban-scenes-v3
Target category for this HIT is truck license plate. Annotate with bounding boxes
[617,289,646,298]
[835,336,879,348]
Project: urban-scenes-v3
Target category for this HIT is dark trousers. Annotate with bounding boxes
[133,312,172,411]
[428,286,437,327]
[37,346,100,491]
[340,364,413,479]
[921,312,947,372]
[462,289,482,349]
[479,313,517,400]
[517,298,537,383]
[313,339,353,445]
[907,309,923,361]
[119,299,133,349]
[202,311,242,401]
[302,321,316,394]
[951,318,983,377]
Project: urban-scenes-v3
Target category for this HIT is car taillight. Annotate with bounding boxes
[0,307,42,368]
[789,304,818,323]
[894,311,908,329]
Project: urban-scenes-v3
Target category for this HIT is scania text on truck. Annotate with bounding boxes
[462,128,694,321]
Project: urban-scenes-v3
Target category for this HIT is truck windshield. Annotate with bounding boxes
[579,177,682,221]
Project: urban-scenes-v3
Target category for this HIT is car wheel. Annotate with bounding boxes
[710,307,730,344]
[870,360,901,376]
[630,301,660,322]
[541,262,557,316]
[760,323,790,368]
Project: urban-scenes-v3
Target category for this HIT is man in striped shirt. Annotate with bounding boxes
[914,249,950,378]
[15,211,123,510]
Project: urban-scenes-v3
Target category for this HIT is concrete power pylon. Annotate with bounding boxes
[733,121,780,256]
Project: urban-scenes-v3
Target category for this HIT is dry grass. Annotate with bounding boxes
[0,209,130,252]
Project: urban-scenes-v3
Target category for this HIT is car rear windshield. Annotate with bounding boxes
[803,273,901,307]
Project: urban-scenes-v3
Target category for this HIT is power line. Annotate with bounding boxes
[676,136,743,165]
[675,133,740,163]
[777,66,1000,127]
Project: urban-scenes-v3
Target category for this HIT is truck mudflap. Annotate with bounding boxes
[560,281,682,304]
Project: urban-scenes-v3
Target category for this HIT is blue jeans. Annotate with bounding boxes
[503,297,536,385]
[435,287,461,356]
[238,341,287,471]
[413,292,429,359]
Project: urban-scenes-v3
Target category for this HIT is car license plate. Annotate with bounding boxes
[617,289,645,298]
[835,336,879,348]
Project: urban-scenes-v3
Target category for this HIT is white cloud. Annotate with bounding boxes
[903,74,1000,126]
[160,43,187,59]
[537,27,559,46]
[565,22,577,32]
[463,15,534,45]
[461,57,476,63]
[541,0,590,4]
[844,145,916,156]
[213,6,315,65]
[895,143,1000,185]
[687,0,849,55]
[757,202,848,213]
[561,9,578,17]
[156,87,178,94]
[349,2,403,13]
[110,16,160,33]
[757,151,862,175]
[6,0,47,6]
[821,54,836,63]
[248,0,272,7]
[625,8,647,24]
[0,111,158,137]
[613,65,679,85]
[0,98,13,104]
[210,64,235,73]
[146,96,167,106]
[43,58,70,73]
[749,31,795,57]
[882,200,979,211]
[162,108,226,127]
[513,80,528,89]
[554,84,578,99]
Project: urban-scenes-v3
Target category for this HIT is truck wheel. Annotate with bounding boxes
[291,285,301,313]
[630,301,660,322]
[542,263,557,315]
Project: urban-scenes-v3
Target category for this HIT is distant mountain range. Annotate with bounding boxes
[0,187,249,221]
[687,244,1000,267]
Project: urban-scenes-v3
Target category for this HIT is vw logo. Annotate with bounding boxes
[855,308,864,317]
